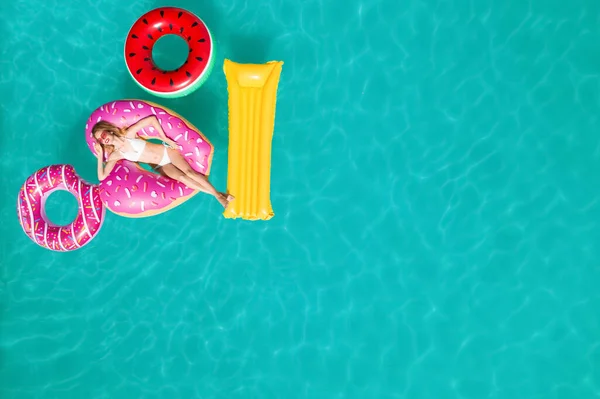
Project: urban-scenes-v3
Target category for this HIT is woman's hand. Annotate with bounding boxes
[166,140,178,150]
[93,143,103,159]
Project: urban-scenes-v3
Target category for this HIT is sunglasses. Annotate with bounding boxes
[97,131,111,144]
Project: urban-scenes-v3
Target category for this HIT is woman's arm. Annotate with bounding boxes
[97,158,117,181]
[125,116,177,148]
[95,144,120,181]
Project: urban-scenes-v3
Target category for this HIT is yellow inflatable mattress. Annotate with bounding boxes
[222,59,283,220]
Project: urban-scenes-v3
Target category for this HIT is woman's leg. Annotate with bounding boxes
[156,164,228,207]
[166,149,234,203]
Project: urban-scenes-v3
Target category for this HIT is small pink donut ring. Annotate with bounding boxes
[17,164,106,252]
[84,99,214,218]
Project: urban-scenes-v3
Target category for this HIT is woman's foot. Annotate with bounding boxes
[216,192,233,208]
[216,194,227,207]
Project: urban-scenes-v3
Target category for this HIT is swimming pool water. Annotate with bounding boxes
[2,0,600,398]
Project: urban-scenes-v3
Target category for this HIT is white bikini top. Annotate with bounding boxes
[118,137,147,162]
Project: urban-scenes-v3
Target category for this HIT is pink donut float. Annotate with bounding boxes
[85,99,214,218]
[17,164,106,252]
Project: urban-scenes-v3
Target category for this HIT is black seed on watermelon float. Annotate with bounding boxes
[125,6,215,98]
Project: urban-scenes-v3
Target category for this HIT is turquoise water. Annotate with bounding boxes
[2,0,600,397]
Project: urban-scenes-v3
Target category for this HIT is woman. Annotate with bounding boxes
[92,116,233,208]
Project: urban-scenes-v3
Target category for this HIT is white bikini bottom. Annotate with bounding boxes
[158,146,171,167]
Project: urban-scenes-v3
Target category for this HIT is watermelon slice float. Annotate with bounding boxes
[124,7,214,98]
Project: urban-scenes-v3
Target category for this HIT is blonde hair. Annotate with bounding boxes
[92,121,127,155]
